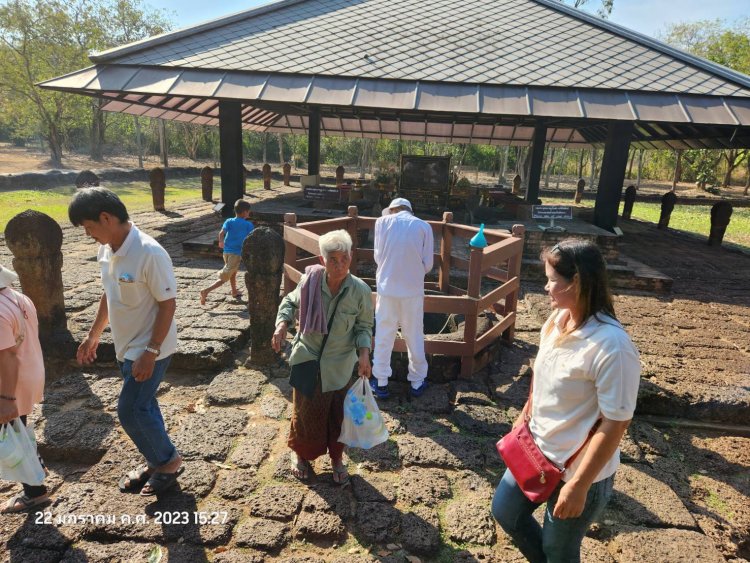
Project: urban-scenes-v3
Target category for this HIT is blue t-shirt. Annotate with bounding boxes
[222,217,255,255]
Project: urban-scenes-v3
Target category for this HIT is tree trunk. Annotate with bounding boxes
[278,133,284,164]
[501,145,509,180]
[672,149,683,190]
[722,149,737,188]
[627,148,636,179]
[262,133,268,164]
[556,149,567,189]
[90,99,105,162]
[544,147,556,188]
[577,149,585,179]
[588,148,598,189]
[158,119,168,168]
[47,124,63,167]
[744,156,749,196]
[636,149,644,188]
[134,116,144,168]
[360,138,370,178]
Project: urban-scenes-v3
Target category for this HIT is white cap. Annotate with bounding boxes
[387,197,412,212]
[0,264,19,289]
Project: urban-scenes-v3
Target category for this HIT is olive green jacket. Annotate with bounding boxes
[276,273,373,393]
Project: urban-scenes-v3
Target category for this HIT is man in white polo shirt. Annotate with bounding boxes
[371,198,434,399]
[69,187,181,496]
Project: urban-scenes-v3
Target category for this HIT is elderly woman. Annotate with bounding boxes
[492,239,640,562]
[272,229,373,485]
[0,264,47,513]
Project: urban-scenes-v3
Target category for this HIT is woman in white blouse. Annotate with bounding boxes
[492,239,641,563]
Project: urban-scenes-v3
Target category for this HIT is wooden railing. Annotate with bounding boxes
[283,206,525,378]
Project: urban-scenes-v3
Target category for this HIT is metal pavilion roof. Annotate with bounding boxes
[39,0,750,149]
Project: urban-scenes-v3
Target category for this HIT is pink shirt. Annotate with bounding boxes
[0,288,45,416]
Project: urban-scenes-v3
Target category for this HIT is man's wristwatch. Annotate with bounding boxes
[145,345,160,356]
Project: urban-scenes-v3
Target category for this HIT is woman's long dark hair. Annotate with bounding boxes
[540,238,616,335]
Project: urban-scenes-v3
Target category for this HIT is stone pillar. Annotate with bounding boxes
[201,166,213,202]
[262,163,272,190]
[219,101,244,218]
[149,167,166,211]
[336,165,345,185]
[75,170,99,188]
[524,124,547,204]
[512,174,521,195]
[283,162,291,186]
[622,185,636,219]
[4,211,66,342]
[708,201,733,247]
[594,121,634,232]
[242,227,285,366]
[658,191,677,229]
[574,178,585,204]
[308,106,321,176]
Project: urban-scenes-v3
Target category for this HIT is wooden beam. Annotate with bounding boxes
[478,277,520,310]
[525,123,547,203]
[475,312,516,353]
[218,101,244,217]
[284,225,320,256]
[594,121,635,232]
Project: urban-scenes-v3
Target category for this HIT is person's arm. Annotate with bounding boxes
[272,282,302,352]
[218,228,226,249]
[373,218,383,266]
[552,417,631,519]
[553,341,640,519]
[0,345,20,423]
[354,286,374,379]
[132,298,176,382]
[422,222,434,273]
[77,293,109,365]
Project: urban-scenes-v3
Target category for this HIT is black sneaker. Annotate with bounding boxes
[369,378,390,399]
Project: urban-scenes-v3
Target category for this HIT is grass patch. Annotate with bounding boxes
[543,197,750,252]
[0,178,266,231]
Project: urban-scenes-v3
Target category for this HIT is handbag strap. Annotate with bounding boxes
[523,367,602,470]
[318,286,348,360]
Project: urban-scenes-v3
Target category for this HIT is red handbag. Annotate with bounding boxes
[496,376,600,503]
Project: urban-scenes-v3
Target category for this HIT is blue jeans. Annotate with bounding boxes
[492,469,614,563]
[117,356,178,468]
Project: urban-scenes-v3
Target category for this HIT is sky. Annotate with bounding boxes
[150,0,749,40]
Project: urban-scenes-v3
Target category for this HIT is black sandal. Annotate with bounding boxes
[118,466,151,493]
[140,466,184,496]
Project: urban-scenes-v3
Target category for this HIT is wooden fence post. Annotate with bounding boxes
[283,213,297,294]
[347,206,359,275]
[439,212,453,294]
[503,224,525,341]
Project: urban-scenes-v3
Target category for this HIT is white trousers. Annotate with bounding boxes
[373,294,428,387]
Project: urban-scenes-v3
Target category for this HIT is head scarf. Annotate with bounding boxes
[0,264,19,289]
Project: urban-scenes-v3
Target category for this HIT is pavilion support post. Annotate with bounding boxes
[524,124,547,204]
[219,101,244,218]
[594,121,635,232]
[308,106,321,177]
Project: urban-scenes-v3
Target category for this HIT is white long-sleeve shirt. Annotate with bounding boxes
[374,210,434,298]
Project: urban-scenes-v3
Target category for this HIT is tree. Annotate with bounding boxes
[662,20,750,188]
[0,0,170,166]
[559,0,614,18]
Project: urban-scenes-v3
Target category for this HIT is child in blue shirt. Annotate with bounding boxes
[200,199,254,304]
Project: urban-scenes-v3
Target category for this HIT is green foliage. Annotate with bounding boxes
[0,0,170,164]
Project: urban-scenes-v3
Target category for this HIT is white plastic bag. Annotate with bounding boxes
[0,419,45,486]
[339,379,389,449]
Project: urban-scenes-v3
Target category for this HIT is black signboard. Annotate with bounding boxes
[304,186,340,202]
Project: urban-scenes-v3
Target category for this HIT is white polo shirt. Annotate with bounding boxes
[374,210,434,298]
[98,224,178,362]
[530,309,640,483]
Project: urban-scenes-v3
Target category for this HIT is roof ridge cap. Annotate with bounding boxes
[89,0,310,63]
[531,0,750,91]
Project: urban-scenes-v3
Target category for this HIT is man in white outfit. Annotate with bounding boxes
[371,198,434,398]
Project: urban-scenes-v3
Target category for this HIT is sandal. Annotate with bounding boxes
[140,466,184,497]
[118,466,151,493]
[332,463,350,487]
[1,493,50,514]
[290,452,312,482]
